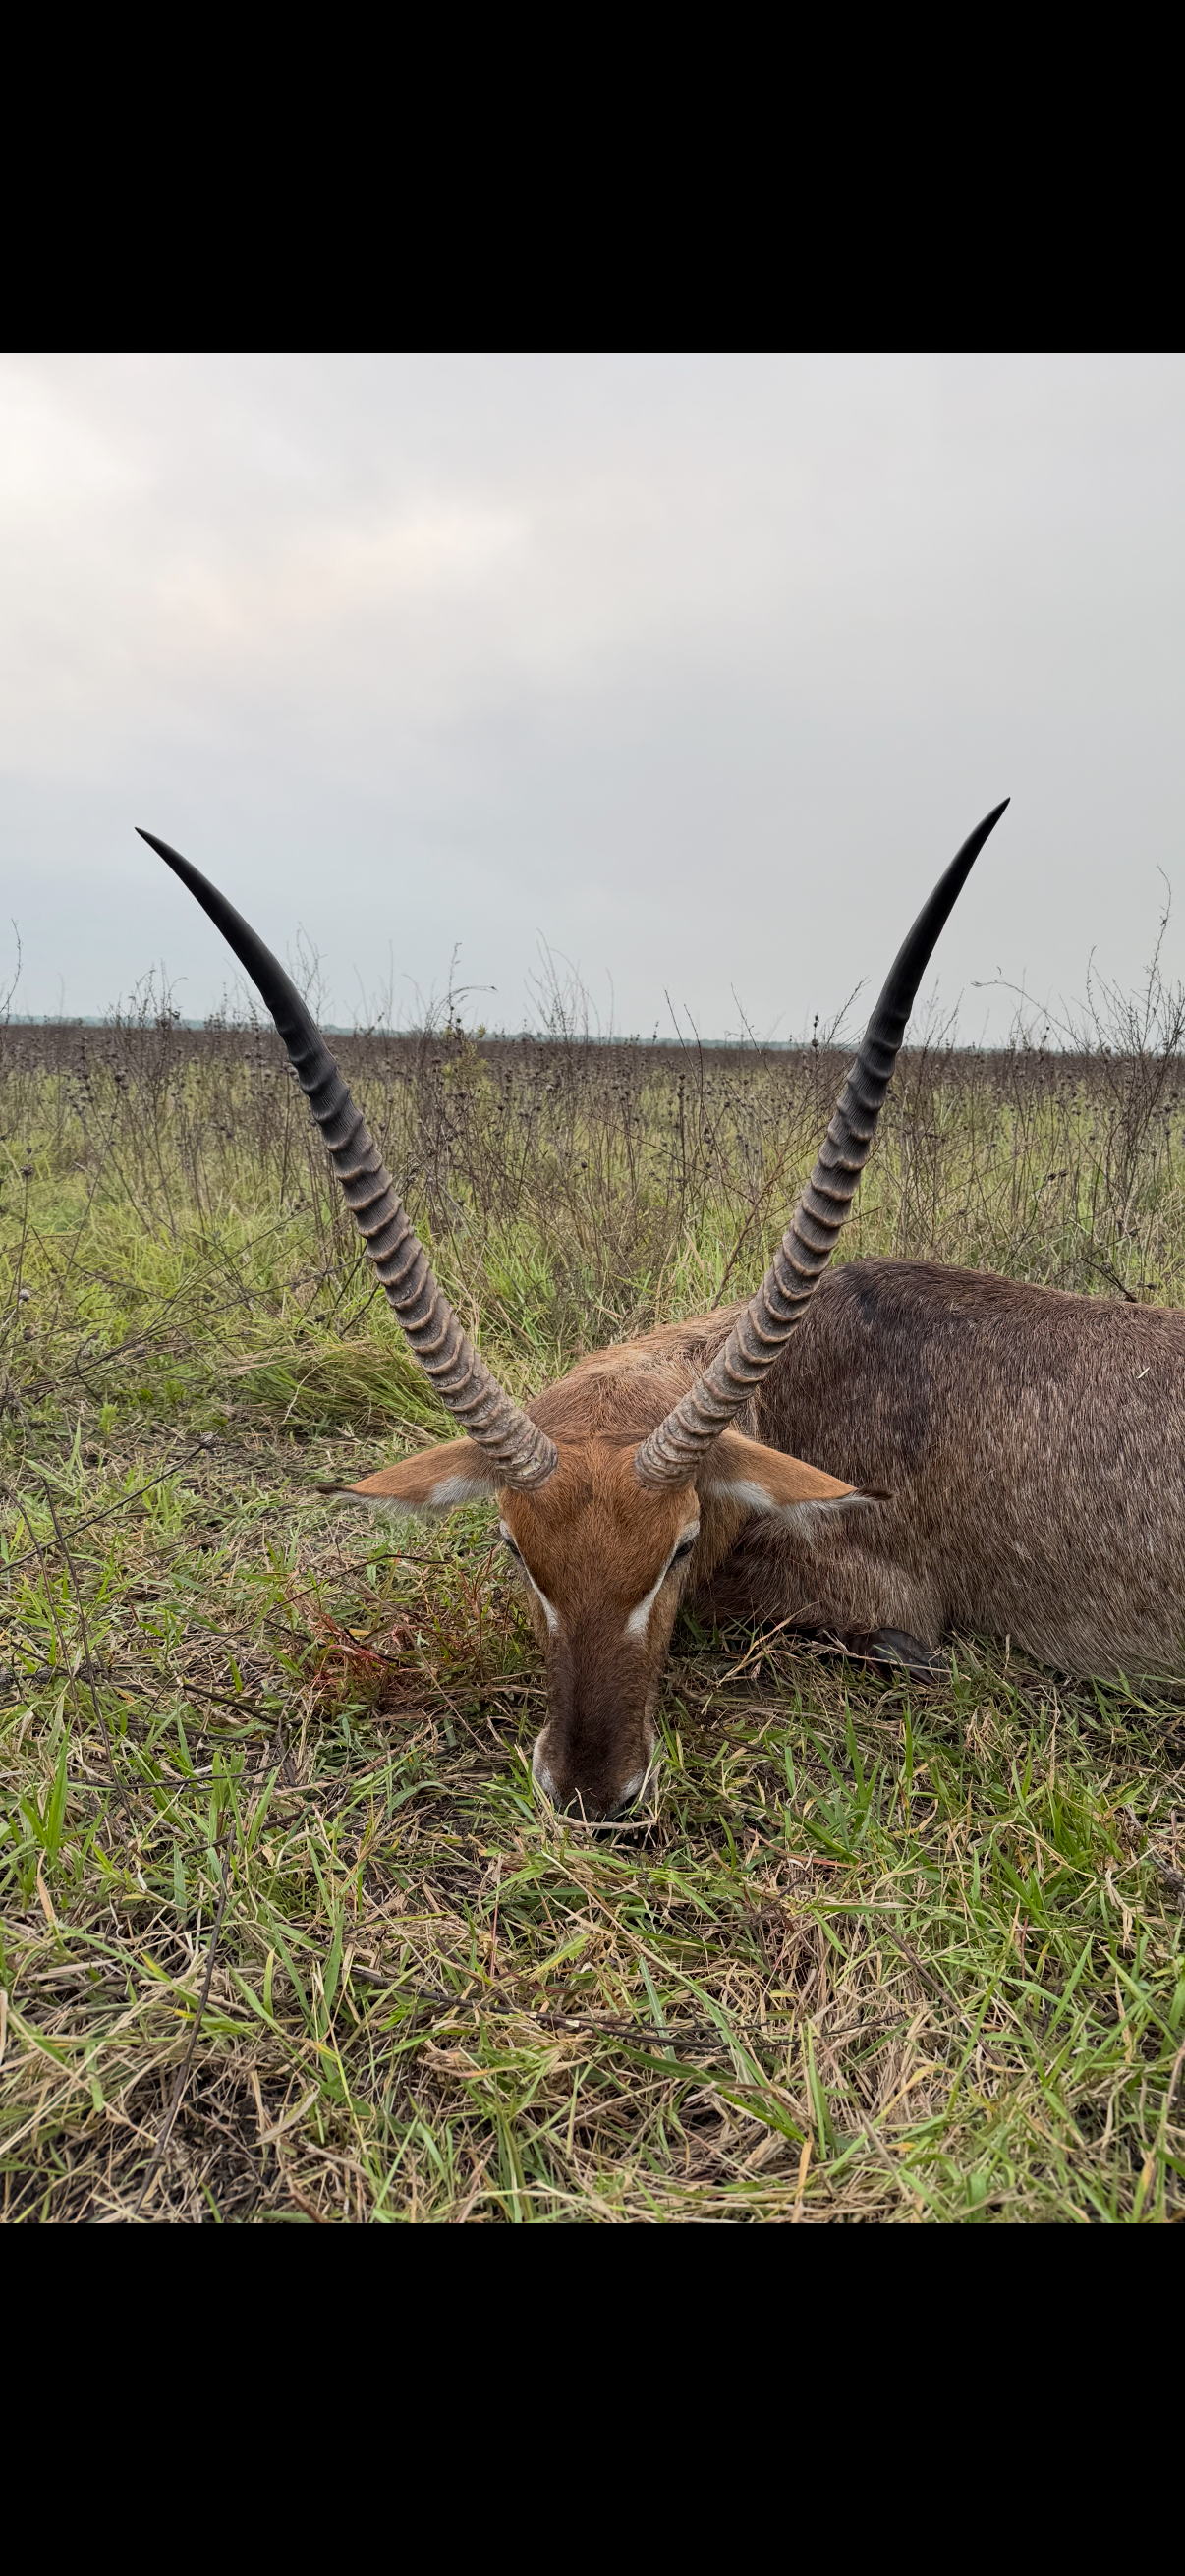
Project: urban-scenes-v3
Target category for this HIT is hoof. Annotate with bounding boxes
[807,1626,946,1684]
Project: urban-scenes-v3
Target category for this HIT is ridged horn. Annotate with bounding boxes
[635,801,1009,1487]
[137,831,558,1490]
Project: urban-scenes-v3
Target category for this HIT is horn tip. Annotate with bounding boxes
[137,826,176,864]
[974,797,1010,842]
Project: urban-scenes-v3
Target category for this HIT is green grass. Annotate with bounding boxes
[2,1018,1184,2220]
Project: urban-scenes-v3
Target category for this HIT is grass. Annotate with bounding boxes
[2,977,1185,2222]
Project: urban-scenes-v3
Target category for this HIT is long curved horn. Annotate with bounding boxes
[635,801,1009,1487]
[137,831,558,1490]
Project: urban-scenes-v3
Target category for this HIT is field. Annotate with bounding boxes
[2,967,1185,2223]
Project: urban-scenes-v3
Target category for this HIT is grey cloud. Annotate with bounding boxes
[2,353,1183,1034]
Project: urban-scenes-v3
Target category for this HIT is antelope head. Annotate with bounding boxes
[346,1420,863,1817]
[141,801,1007,1820]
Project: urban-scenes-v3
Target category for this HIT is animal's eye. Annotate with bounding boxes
[499,1529,522,1561]
[671,1535,698,1565]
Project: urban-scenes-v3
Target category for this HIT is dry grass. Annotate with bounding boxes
[2,966,1185,2222]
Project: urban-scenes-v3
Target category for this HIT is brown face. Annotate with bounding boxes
[499,1442,701,1820]
[348,1426,858,1823]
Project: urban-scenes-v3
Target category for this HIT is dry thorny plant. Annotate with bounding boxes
[1,961,1185,2220]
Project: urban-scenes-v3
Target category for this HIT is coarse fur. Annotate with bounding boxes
[536,1258,1185,1683]
[682,1259,1185,1680]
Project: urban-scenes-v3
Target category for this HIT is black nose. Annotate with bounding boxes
[560,1772,649,1823]
[533,1740,649,1822]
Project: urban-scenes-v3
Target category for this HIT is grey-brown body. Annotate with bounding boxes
[590,1260,1185,1680]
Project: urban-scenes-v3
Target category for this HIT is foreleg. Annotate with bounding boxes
[694,1518,945,1678]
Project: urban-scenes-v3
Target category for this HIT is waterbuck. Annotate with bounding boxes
[141,804,1185,1819]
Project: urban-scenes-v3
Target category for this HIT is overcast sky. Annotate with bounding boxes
[2,352,1182,1036]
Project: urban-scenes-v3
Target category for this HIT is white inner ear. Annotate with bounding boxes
[357,1471,493,1521]
[705,1478,877,1543]
[428,1474,496,1507]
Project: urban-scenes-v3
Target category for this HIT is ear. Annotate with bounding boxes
[342,1439,500,1515]
[698,1428,885,1522]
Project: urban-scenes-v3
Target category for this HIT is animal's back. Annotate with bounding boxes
[740,1260,1185,1676]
